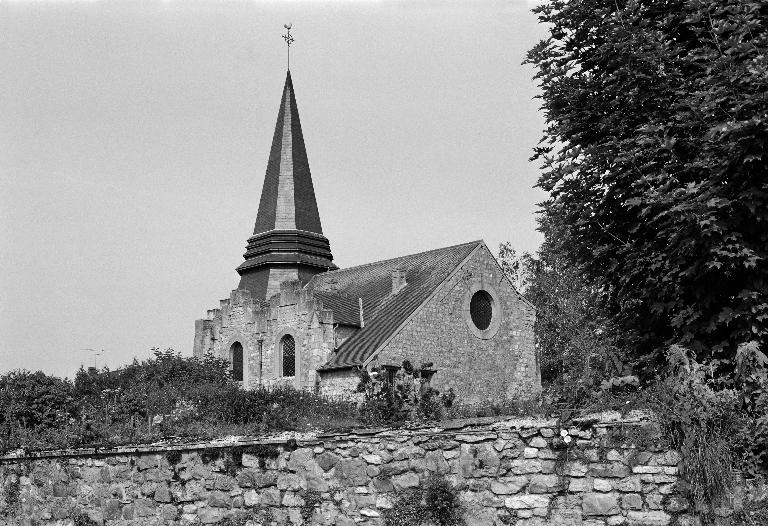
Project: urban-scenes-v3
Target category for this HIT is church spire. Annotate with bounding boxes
[236,70,336,300]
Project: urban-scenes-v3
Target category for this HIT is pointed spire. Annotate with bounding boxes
[252,71,324,235]
[236,71,336,300]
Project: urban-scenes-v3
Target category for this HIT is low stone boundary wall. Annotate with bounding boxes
[0,414,731,525]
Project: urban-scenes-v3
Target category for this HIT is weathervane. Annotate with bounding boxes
[282,23,294,70]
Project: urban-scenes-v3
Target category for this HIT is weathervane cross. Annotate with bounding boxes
[283,23,294,70]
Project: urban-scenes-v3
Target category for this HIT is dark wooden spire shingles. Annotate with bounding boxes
[253,71,323,235]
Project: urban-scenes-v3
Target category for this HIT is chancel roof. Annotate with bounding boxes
[310,241,482,370]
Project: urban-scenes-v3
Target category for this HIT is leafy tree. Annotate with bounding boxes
[500,233,625,402]
[526,0,768,370]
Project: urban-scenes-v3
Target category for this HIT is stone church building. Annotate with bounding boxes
[193,71,540,402]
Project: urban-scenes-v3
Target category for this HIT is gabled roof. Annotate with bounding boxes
[311,241,482,370]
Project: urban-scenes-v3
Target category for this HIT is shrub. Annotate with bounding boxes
[383,474,464,526]
[357,360,455,425]
[0,349,358,454]
[646,346,743,519]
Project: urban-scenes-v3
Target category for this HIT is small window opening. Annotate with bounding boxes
[230,342,244,382]
[281,335,296,377]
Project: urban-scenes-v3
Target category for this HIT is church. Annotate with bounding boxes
[193,70,540,403]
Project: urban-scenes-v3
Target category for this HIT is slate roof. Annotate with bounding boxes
[311,241,482,370]
[253,70,324,235]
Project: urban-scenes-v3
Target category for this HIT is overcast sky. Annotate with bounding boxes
[0,0,548,377]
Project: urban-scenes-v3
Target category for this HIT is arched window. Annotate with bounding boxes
[230,342,244,382]
[280,335,295,377]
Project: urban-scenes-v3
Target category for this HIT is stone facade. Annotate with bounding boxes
[369,246,538,402]
[0,414,748,526]
[194,282,338,391]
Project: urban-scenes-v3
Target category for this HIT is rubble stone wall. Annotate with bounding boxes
[0,415,734,526]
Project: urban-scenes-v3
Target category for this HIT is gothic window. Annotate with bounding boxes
[281,335,296,377]
[230,342,244,382]
[469,290,493,330]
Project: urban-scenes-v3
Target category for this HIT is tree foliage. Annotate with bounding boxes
[526,0,768,368]
[499,237,626,402]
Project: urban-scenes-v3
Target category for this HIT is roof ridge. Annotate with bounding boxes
[319,240,483,276]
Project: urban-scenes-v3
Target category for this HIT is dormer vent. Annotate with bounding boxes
[392,266,407,294]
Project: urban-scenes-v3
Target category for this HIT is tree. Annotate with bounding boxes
[526,0,768,369]
[500,230,624,400]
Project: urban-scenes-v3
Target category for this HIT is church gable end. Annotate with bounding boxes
[365,244,539,403]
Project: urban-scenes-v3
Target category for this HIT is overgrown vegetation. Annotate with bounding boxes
[356,360,456,425]
[525,0,768,368]
[0,349,358,454]
[383,474,464,526]
[498,0,768,513]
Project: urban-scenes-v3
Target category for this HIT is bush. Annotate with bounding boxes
[383,474,464,526]
[0,349,358,454]
[356,360,455,425]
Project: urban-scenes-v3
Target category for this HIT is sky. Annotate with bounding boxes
[0,0,548,378]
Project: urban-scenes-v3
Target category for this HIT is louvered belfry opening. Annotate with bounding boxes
[281,335,296,377]
[230,342,244,382]
[470,290,493,330]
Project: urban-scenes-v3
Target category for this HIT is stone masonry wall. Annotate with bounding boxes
[193,283,337,391]
[0,414,732,526]
[374,245,540,403]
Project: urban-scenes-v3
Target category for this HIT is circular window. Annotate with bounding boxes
[470,290,493,330]
[462,282,502,340]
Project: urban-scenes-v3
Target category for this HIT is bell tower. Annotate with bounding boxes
[236,71,337,300]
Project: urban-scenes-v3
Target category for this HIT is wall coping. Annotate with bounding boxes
[0,410,655,463]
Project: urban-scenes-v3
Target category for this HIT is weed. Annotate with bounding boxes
[1,474,21,514]
[383,474,464,526]
[70,509,101,526]
[165,450,182,465]
[301,489,323,523]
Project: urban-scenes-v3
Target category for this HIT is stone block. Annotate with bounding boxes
[338,458,369,486]
[589,463,631,478]
[153,484,171,503]
[565,462,589,477]
[490,479,524,495]
[208,490,230,508]
[626,511,671,525]
[392,472,420,491]
[582,493,620,516]
[362,454,382,465]
[504,494,551,509]
[529,437,548,448]
[243,489,259,507]
[102,499,121,520]
[425,450,450,474]
[594,479,613,492]
[393,446,425,460]
[524,447,539,459]
[528,474,560,494]
[317,452,340,471]
[282,492,305,507]
[615,476,642,492]
[506,459,542,475]
[631,466,664,474]
[277,473,305,491]
[621,493,643,510]
[569,478,590,492]
[199,508,225,524]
